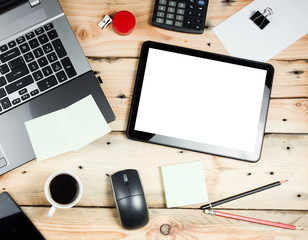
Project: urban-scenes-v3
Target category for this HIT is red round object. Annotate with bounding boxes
[112,11,136,36]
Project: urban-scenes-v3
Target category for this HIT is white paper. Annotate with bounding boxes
[213,0,308,62]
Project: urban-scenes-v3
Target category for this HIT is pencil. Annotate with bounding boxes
[201,180,288,210]
[205,210,299,230]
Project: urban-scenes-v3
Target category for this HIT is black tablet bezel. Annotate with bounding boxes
[127,41,274,162]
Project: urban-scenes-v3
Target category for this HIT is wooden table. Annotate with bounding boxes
[1,0,308,239]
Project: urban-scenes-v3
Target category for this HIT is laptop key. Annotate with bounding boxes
[47,52,57,63]
[28,61,39,72]
[0,77,6,87]
[0,47,21,63]
[42,66,52,76]
[35,27,44,35]
[0,44,8,52]
[52,39,67,58]
[37,75,58,91]
[61,57,76,78]
[8,41,16,48]
[6,75,34,94]
[30,89,39,96]
[6,64,29,82]
[19,88,28,95]
[12,98,21,105]
[0,88,6,98]
[24,52,35,62]
[38,34,49,45]
[51,61,62,72]
[44,23,54,31]
[33,47,44,58]
[32,70,43,81]
[42,43,53,54]
[0,64,9,74]
[8,57,24,69]
[47,29,58,40]
[20,43,30,53]
[29,39,39,49]
[16,36,26,44]
[37,56,48,67]
[26,32,35,40]
[0,97,11,109]
[21,94,30,101]
[56,70,67,82]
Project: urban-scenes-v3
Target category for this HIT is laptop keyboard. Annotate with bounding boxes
[0,22,77,114]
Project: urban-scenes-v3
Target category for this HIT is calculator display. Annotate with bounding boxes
[152,0,209,34]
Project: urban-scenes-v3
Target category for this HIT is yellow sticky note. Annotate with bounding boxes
[161,161,208,208]
[25,95,111,161]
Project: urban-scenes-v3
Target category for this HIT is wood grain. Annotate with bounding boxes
[1,134,307,210]
[23,207,308,240]
[89,58,308,99]
[59,0,308,59]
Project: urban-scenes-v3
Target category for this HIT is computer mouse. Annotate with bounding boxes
[110,169,149,230]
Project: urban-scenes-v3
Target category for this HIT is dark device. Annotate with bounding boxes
[110,169,149,230]
[127,41,274,162]
[0,192,46,239]
[152,0,209,34]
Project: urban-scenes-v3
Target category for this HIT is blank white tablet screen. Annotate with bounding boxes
[135,49,267,152]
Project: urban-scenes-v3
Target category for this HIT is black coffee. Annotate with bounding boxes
[49,174,79,205]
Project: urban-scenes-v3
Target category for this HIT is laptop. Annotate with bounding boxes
[0,0,115,175]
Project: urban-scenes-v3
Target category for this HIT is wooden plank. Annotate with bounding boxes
[90,58,308,99]
[59,0,308,59]
[1,134,308,210]
[23,207,308,240]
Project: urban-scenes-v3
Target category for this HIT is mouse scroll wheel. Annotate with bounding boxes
[123,173,129,183]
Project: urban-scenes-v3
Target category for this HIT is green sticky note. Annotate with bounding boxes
[25,95,111,161]
[161,161,208,208]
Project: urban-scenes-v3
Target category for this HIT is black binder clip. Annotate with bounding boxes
[250,7,273,30]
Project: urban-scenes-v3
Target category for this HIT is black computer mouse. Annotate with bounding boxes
[110,169,149,230]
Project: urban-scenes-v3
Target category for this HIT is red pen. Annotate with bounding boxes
[205,210,301,230]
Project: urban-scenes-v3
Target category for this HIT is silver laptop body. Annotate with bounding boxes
[0,0,115,175]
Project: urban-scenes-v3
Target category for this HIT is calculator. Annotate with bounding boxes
[152,0,209,34]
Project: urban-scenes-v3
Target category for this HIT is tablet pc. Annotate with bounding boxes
[127,41,274,162]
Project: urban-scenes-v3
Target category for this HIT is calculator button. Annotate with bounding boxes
[177,9,185,15]
[195,12,203,18]
[194,18,202,24]
[187,4,194,10]
[185,10,193,16]
[193,24,201,30]
[159,0,167,5]
[157,12,165,18]
[174,21,183,27]
[166,13,174,19]
[169,1,176,6]
[184,18,193,27]
[197,6,204,11]
[176,15,184,21]
[188,0,196,3]
[198,0,205,5]
[158,5,166,11]
[167,7,175,13]
[165,19,173,25]
[178,2,186,8]
[156,17,164,23]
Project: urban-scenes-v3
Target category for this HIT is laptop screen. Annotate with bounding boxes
[0,0,26,12]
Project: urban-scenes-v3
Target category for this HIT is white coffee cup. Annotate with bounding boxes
[45,171,83,218]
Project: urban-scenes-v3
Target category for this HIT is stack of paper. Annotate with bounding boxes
[25,95,111,161]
